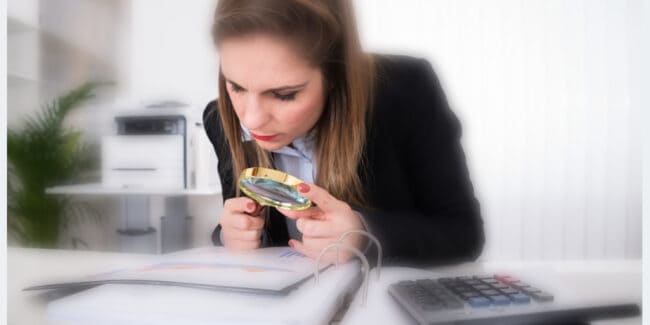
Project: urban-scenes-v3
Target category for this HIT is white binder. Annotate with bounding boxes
[43,231,384,325]
[47,262,362,325]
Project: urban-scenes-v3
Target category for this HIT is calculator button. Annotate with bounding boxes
[506,280,522,286]
[421,283,443,291]
[490,295,512,305]
[500,288,519,295]
[415,296,435,304]
[454,286,475,293]
[495,275,521,285]
[522,287,542,294]
[480,289,501,296]
[510,293,531,304]
[472,284,492,290]
[460,291,481,299]
[427,288,447,296]
[413,289,428,296]
[511,282,530,289]
[494,275,514,282]
[443,298,465,309]
[531,292,554,302]
[468,296,491,307]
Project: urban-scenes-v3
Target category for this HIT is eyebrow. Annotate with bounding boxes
[225,78,309,94]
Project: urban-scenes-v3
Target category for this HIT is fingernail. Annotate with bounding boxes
[297,183,310,193]
[246,202,255,211]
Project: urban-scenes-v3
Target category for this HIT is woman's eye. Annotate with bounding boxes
[274,92,297,101]
[230,84,245,93]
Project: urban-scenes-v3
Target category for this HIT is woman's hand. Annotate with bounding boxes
[278,183,365,263]
[219,197,265,251]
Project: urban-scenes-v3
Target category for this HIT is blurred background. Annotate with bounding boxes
[6,0,644,261]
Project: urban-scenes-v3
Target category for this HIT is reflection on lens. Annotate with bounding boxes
[238,167,312,210]
[240,178,308,205]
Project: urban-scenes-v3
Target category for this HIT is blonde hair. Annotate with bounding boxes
[212,0,375,207]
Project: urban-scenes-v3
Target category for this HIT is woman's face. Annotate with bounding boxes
[219,34,326,151]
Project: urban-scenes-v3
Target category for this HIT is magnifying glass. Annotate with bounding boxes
[238,167,312,211]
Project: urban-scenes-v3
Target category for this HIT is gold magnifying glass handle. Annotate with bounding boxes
[239,167,305,186]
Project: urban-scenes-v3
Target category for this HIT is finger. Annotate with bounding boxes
[302,237,356,264]
[251,205,267,217]
[291,239,341,263]
[221,213,265,230]
[247,215,265,229]
[223,238,261,251]
[220,213,250,230]
[224,197,258,214]
[222,229,262,241]
[296,183,341,212]
[296,218,336,237]
[288,239,319,259]
[277,206,324,220]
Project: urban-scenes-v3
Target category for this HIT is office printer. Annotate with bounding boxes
[102,101,219,190]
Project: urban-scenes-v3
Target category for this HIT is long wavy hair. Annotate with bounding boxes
[212,0,375,207]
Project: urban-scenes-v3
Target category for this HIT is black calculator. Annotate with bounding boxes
[388,274,640,324]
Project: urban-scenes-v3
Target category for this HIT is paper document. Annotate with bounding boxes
[25,246,325,295]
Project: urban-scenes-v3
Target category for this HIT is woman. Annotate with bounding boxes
[203,0,484,266]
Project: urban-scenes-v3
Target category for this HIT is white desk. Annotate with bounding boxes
[8,247,641,325]
[8,247,157,325]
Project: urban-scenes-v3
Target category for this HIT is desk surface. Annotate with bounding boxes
[8,247,642,325]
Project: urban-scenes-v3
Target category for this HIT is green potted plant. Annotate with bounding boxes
[7,82,103,247]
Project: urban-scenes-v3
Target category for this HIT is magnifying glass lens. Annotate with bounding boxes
[238,167,312,210]
[240,178,308,205]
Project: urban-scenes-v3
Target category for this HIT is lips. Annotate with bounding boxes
[251,133,277,141]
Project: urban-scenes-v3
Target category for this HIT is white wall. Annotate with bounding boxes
[355,0,643,260]
[125,0,218,107]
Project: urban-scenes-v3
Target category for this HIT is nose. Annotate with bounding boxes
[239,95,271,130]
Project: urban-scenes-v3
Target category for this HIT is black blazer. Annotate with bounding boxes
[203,55,484,266]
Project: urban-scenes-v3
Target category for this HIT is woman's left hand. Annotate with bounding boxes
[278,183,365,263]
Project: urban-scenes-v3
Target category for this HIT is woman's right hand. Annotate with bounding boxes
[219,197,265,251]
